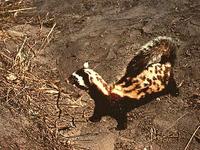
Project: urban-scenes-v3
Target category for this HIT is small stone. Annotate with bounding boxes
[6,73,17,81]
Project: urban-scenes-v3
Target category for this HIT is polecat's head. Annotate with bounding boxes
[69,62,104,91]
[68,62,109,95]
[68,62,91,90]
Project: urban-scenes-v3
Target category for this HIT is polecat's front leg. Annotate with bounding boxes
[89,104,103,122]
[115,113,127,130]
[89,98,109,122]
[109,102,128,130]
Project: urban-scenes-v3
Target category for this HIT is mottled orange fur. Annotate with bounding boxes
[109,63,171,100]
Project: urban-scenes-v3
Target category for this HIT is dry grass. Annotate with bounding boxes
[0,1,74,149]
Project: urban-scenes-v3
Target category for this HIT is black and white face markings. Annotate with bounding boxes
[68,62,109,95]
[68,62,91,90]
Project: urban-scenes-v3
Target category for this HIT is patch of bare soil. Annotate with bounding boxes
[0,0,200,149]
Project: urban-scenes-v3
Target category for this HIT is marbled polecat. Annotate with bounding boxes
[68,36,179,129]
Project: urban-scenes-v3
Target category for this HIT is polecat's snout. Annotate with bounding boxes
[67,75,76,85]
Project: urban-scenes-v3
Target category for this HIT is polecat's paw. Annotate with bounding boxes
[170,88,179,97]
[89,116,101,122]
[116,122,127,130]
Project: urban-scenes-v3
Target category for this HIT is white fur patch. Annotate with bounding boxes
[83,62,89,68]
[147,54,162,65]
[72,72,88,88]
[140,36,173,52]
[141,40,154,51]
[155,36,173,41]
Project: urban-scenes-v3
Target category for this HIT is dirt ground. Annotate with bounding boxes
[0,0,200,149]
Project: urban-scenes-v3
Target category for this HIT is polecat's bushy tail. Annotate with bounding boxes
[128,36,179,73]
[141,36,179,65]
[117,36,179,83]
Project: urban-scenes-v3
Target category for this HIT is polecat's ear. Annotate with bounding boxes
[83,62,89,68]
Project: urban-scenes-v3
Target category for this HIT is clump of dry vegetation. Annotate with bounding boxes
[0,1,72,149]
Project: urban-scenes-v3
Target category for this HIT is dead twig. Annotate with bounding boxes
[14,36,27,66]
[163,112,189,133]
[178,80,184,88]
[39,23,56,51]
[0,7,36,14]
[0,51,13,62]
[18,37,28,54]
[56,90,62,119]
[184,125,200,150]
